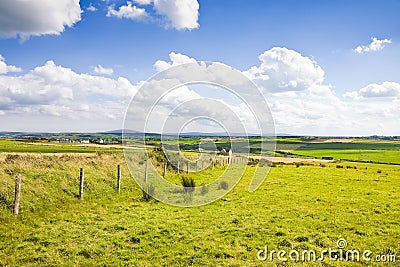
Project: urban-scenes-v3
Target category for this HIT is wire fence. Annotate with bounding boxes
[0,152,250,216]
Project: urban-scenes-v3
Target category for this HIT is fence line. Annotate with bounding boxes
[5,157,250,215]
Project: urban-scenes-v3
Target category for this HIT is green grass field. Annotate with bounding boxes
[291,149,400,163]
[290,141,400,164]
[1,148,399,266]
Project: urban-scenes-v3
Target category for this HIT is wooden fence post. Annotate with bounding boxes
[79,168,84,200]
[117,165,121,193]
[13,174,21,216]
[163,161,167,178]
[145,160,148,183]
[177,160,180,173]
[187,161,189,174]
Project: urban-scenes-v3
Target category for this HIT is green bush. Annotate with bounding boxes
[182,177,195,193]
[200,184,209,195]
[218,181,229,190]
[181,177,195,202]
[141,183,155,202]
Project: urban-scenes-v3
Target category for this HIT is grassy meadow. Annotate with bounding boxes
[0,139,399,266]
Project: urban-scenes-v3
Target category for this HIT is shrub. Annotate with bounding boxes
[336,165,344,169]
[182,177,195,193]
[182,177,195,202]
[218,181,229,190]
[377,170,382,174]
[294,236,309,242]
[278,239,291,247]
[275,231,285,236]
[259,159,272,167]
[247,158,258,166]
[295,162,304,168]
[200,184,209,195]
[141,183,155,202]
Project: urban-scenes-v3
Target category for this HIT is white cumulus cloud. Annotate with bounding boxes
[0,0,82,39]
[87,4,97,12]
[354,37,392,54]
[93,65,114,75]
[154,52,197,71]
[107,0,200,30]
[107,1,150,21]
[133,0,153,5]
[0,59,137,120]
[344,82,400,99]
[244,47,326,93]
[153,0,199,30]
[0,55,22,74]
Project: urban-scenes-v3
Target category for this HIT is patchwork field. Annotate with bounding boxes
[1,141,399,266]
[290,141,400,164]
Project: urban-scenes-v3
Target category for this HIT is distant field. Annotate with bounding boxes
[2,138,400,165]
[291,141,400,164]
[294,142,400,150]
[291,149,400,163]
[0,139,122,153]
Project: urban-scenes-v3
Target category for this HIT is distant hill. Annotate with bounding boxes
[0,130,397,140]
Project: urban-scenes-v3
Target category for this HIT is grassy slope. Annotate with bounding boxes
[1,153,399,266]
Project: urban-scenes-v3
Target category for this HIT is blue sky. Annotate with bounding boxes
[0,0,399,135]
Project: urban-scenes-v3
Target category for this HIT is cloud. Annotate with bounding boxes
[342,91,361,100]
[1,51,398,135]
[107,1,150,21]
[153,0,199,30]
[0,59,137,121]
[0,0,82,40]
[93,65,114,75]
[107,0,200,30]
[87,4,97,12]
[344,82,400,99]
[133,0,153,5]
[0,55,22,74]
[154,52,197,71]
[354,37,392,54]
[244,47,326,93]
